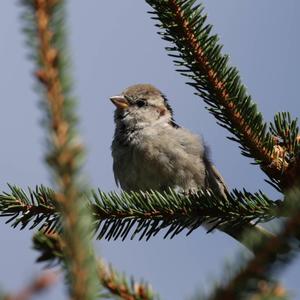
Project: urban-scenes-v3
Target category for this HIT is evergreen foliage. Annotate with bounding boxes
[0,0,299,299]
[0,185,279,241]
[18,0,98,299]
[33,232,158,300]
[206,188,300,300]
[145,0,300,191]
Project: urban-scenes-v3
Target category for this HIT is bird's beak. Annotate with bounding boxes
[110,96,129,109]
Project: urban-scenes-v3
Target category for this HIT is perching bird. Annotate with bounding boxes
[110,83,226,195]
[109,83,271,248]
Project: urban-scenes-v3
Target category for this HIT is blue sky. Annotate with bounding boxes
[0,1,300,299]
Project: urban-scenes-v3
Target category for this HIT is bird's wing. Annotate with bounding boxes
[112,160,120,187]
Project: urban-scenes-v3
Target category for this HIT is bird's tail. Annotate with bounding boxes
[219,223,274,252]
[202,155,273,252]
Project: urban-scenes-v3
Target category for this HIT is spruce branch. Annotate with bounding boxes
[0,184,58,231]
[2,271,58,300]
[19,0,97,299]
[0,292,5,300]
[268,112,300,190]
[205,187,300,300]
[98,261,157,300]
[245,281,288,300]
[145,0,296,190]
[0,185,278,244]
[92,189,276,243]
[33,232,158,300]
[190,281,288,300]
[270,113,299,157]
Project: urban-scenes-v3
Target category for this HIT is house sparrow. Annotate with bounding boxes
[109,83,271,246]
[110,83,227,196]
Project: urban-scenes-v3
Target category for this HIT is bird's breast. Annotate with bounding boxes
[111,126,208,192]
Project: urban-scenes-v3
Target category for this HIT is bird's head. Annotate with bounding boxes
[110,84,176,129]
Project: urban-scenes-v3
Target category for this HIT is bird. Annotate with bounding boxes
[109,83,272,248]
[110,83,226,195]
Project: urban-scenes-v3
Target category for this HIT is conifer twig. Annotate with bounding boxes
[283,158,300,190]
[247,281,287,300]
[20,0,97,298]
[167,0,274,164]
[207,188,300,300]
[33,232,157,300]
[146,0,291,188]
[98,260,156,300]
[3,271,58,300]
[269,113,300,189]
[0,185,278,244]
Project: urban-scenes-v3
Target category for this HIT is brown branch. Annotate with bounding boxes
[209,199,300,300]
[9,200,54,216]
[34,0,80,189]
[4,271,58,300]
[282,156,300,189]
[247,281,286,300]
[167,0,287,183]
[98,260,154,300]
[34,232,155,300]
[270,134,300,189]
[32,0,95,299]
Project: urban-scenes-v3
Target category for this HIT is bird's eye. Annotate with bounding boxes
[136,100,147,108]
